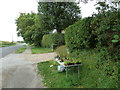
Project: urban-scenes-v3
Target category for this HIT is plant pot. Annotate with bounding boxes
[60,59,64,62]
[76,62,81,64]
[68,63,74,65]
[64,64,67,66]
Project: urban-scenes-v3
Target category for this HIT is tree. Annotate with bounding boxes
[38,2,81,33]
[31,14,50,46]
[16,12,50,46]
[16,13,35,44]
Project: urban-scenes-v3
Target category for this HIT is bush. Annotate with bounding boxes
[65,2,120,60]
[68,49,118,88]
[42,33,65,48]
[63,3,119,88]
[55,45,68,57]
[90,3,120,61]
[65,17,97,52]
[91,9,120,48]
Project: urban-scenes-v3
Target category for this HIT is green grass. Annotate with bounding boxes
[69,49,118,88]
[16,45,26,53]
[31,47,52,54]
[37,49,118,88]
[0,41,16,47]
[37,60,83,88]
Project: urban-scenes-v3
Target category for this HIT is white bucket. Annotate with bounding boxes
[58,65,64,72]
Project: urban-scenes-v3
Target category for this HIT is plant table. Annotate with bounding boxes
[55,60,82,78]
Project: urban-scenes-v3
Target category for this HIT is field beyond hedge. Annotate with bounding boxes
[0,41,16,47]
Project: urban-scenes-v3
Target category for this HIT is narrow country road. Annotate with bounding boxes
[0,46,44,88]
[0,44,23,59]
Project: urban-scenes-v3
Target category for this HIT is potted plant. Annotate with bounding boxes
[73,60,77,65]
[64,61,68,66]
[75,59,81,64]
[60,59,64,62]
[64,60,74,66]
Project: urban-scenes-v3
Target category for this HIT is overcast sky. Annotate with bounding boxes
[0,0,97,42]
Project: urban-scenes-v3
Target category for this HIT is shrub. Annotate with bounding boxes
[65,17,97,52]
[91,3,120,61]
[41,33,65,48]
[65,2,120,60]
[55,45,68,57]
[68,49,118,88]
[63,2,119,88]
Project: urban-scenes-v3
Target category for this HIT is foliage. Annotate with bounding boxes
[0,41,16,47]
[55,45,68,57]
[16,13,49,47]
[65,2,120,60]
[16,45,26,53]
[64,2,119,88]
[92,2,120,61]
[65,17,97,52]
[92,4,120,48]
[37,60,82,88]
[37,49,118,88]
[42,33,65,48]
[38,2,81,33]
[68,49,118,88]
[16,2,81,46]
[16,13,35,44]
[32,14,50,46]
[31,47,52,54]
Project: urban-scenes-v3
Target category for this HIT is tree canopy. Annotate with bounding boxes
[38,2,81,33]
[16,13,46,46]
[16,2,81,46]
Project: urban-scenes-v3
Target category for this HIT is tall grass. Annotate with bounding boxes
[37,49,118,88]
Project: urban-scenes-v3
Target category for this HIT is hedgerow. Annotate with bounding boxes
[65,2,120,60]
[65,17,97,52]
[41,33,65,48]
[64,2,119,88]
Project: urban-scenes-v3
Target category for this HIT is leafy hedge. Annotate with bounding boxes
[65,17,97,52]
[64,2,119,88]
[41,33,65,48]
[90,3,120,61]
[65,3,120,60]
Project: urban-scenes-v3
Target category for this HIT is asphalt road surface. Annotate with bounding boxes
[0,44,24,59]
[0,45,44,88]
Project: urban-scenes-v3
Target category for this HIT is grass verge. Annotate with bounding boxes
[37,49,118,88]
[0,41,16,47]
[16,45,26,53]
[31,47,52,54]
[37,60,83,88]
